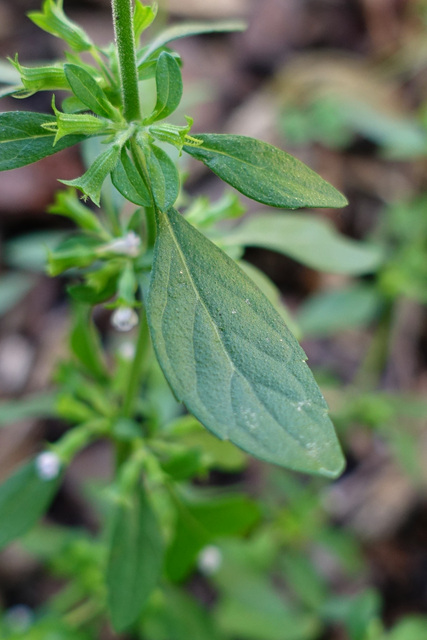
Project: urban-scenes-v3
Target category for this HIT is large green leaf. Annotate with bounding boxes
[184,134,348,209]
[147,208,345,477]
[0,111,87,171]
[106,483,163,631]
[224,213,384,274]
[0,458,63,550]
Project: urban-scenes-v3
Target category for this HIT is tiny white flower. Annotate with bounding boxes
[35,451,61,481]
[197,545,222,575]
[105,231,141,257]
[111,307,139,332]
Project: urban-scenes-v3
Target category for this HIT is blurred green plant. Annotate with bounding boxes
[0,1,426,639]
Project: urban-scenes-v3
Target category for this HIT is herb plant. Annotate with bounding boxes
[0,0,351,634]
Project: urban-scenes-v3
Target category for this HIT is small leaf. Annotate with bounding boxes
[28,0,93,52]
[224,213,384,274]
[64,64,117,119]
[147,208,345,477]
[138,20,246,65]
[184,134,348,209]
[145,143,179,210]
[134,1,157,42]
[48,188,106,235]
[111,147,152,206]
[61,143,121,206]
[0,111,87,171]
[107,483,163,631]
[144,52,182,124]
[0,457,63,550]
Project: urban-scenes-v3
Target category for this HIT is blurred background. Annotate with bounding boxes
[1,1,427,639]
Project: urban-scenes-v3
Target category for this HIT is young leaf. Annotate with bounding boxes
[145,143,179,210]
[111,147,152,206]
[144,52,183,124]
[61,143,121,206]
[147,208,345,478]
[0,112,87,171]
[134,1,157,42]
[28,0,93,52]
[223,213,384,274]
[184,134,348,209]
[64,63,117,119]
[138,20,246,65]
[106,483,163,631]
[0,457,63,550]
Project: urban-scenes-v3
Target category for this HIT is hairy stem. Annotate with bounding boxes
[111,0,141,122]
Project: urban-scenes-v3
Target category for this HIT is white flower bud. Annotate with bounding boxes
[105,231,141,257]
[197,545,222,575]
[35,451,61,481]
[111,307,139,332]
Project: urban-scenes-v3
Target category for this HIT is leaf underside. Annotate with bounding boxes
[147,208,345,477]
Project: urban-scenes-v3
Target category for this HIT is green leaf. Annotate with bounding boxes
[224,213,384,274]
[0,457,63,550]
[0,111,87,171]
[387,617,427,640]
[61,142,121,206]
[134,1,157,42]
[297,284,382,338]
[166,493,259,581]
[64,64,117,119]
[47,235,101,275]
[145,52,182,124]
[184,134,348,209]
[106,483,163,631]
[142,586,222,640]
[28,0,93,52]
[111,147,152,206]
[147,208,344,477]
[145,143,179,210]
[138,20,246,65]
[48,188,106,234]
[0,392,57,427]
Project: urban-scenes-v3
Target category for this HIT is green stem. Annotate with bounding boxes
[111,0,141,122]
[122,304,150,418]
